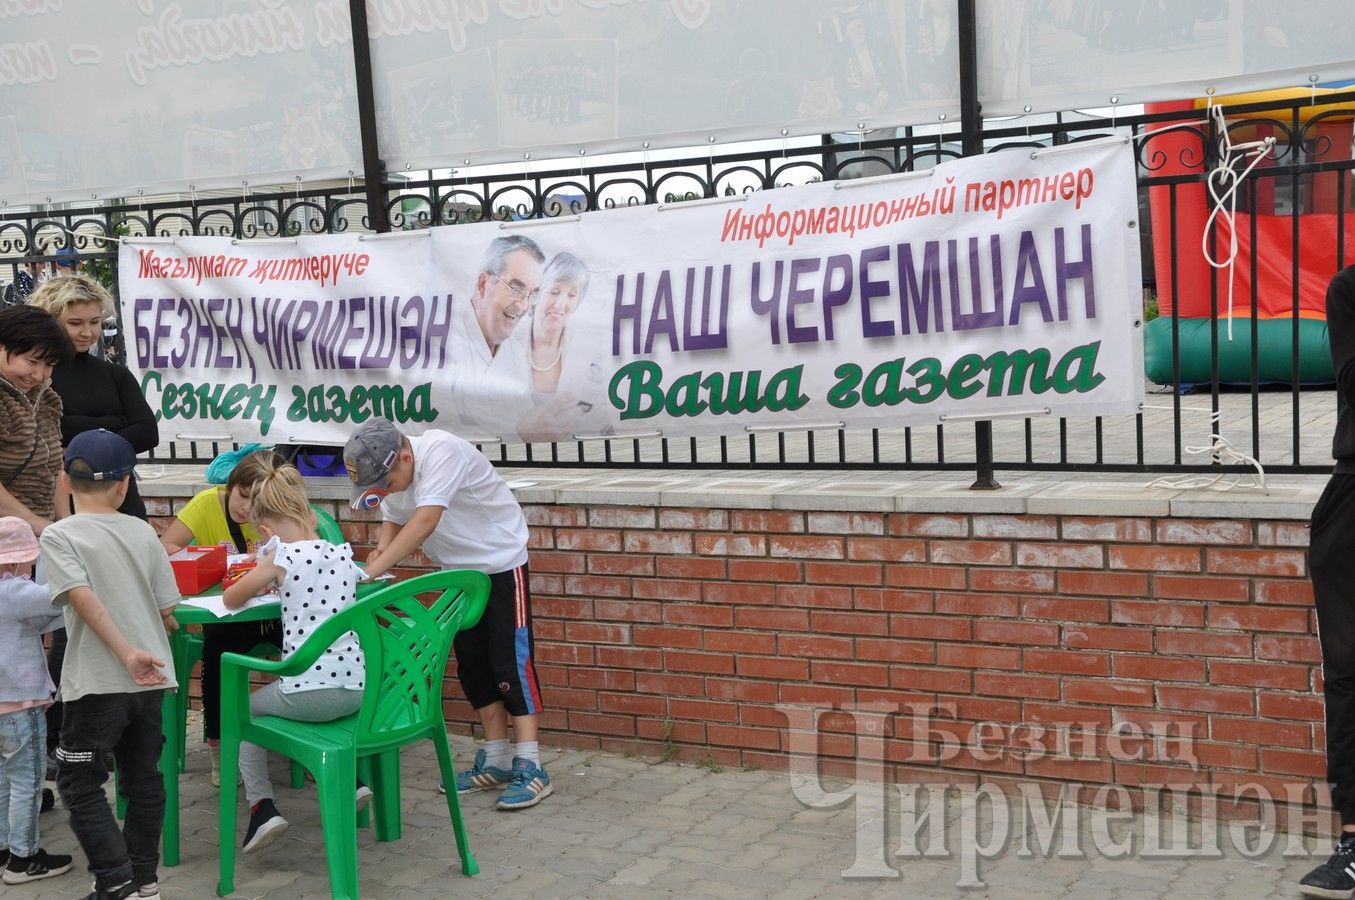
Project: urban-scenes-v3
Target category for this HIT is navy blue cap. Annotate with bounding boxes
[64,429,136,481]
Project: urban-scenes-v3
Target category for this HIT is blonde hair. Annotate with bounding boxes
[249,460,313,530]
[28,274,114,321]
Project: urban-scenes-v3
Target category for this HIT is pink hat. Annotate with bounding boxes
[0,516,39,565]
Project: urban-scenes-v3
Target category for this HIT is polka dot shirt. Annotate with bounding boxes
[262,536,366,694]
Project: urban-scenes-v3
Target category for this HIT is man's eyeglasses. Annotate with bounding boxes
[490,272,539,306]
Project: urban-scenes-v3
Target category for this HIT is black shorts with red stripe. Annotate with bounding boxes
[452,562,544,716]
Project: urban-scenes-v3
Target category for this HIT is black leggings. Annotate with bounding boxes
[1311,473,1355,824]
[199,619,284,742]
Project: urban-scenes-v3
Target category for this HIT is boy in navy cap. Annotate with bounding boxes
[39,430,180,900]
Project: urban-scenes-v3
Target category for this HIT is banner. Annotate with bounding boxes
[118,138,1144,446]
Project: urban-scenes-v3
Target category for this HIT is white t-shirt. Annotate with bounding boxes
[381,430,528,574]
[446,297,534,440]
[265,536,365,694]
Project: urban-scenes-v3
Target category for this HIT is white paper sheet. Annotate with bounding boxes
[177,592,279,620]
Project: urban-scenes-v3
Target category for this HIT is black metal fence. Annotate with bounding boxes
[2,89,1352,476]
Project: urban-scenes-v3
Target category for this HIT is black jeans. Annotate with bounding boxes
[56,691,166,891]
[200,619,282,742]
[1312,473,1355,824]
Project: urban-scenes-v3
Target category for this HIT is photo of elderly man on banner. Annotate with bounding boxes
[118,137,1142,449]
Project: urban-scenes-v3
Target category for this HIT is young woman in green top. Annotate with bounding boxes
[159,450,283,786]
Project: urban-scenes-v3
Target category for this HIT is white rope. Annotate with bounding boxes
[1200,104,1276,342]
[1141,403,1268,493]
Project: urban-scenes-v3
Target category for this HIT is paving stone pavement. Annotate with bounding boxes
[17,725,1342,899]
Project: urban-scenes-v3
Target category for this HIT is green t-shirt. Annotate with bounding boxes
[39,513,180,701]
[177,487,261,552]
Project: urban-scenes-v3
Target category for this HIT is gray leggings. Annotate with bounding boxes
[240,683,362,806]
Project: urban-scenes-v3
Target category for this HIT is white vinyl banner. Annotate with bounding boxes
[118,139,1144,446]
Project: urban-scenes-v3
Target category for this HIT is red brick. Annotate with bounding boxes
[970,568,1056,593]
[634,672,704,696]
[529,550,586,574]
[855,588,933,612]
[706,678,779,703]
[1156,519,1252,545]
[524,506,587,527]
[638,718,705,744]
[727,559,803,582]
[935,591,1019,617]
[805,561,884,586]
[779,635,854,658]
[937,643,1021,670]
[1025,756,1113,783]
[1206,548,1306,578]
[588,507,657,529]
[655,558,731,580]
[658,508,728,530]
[733,608,806,631]
[884,565,966,590]
[537,642,594,665]
[658,603,733,628]
[565,622,631,644]
[890,613,971,641]
[856,638,936,664]
[1021,702,1114,729]
[587,554,655,576]
[1114,655,1204,682]
[1259,691,1323,720]
[1255,635,1321,664]
[1207,606,1310,634]
[1110,599,1203,628]
[1158,685,1255,715]
[1021,597,1109,623]
[626,531,696,555]
[667,698,739,722]
[1257,521,1311,547]
[737,658,807,677]
[1062,625,1154,653]
[1209,661,1311,691]
[974,620,1059,646]
[814,660,889,687]
[846,537,927,562]
[1155,630,1251,658]
[534,620,564,640]
[1060,517,1153,542]
[632,578,702,602]
[769,535,845,559]
[529,574,563,596]
[728,510,804,533]
[695,533,767,556]
[1058,571,1148,597]
[974,672,1059,699]
[596,646,662,669]
[555,529,622,552]
[971,515,1058,539]
[703,582,776,605]
[704,630,777,655]
[1153,575,1250,603]
[930,540,1012,566]
[527,529,554,549]
[889,665,971,693]
[776,584,852,608]
[779,684,853,706]
[1109,546,1202,572]
[664,650,735,675]
[1023,649,1110,676]
[707,724,781,751]
[811,610,888,635]
[633,625,702,648]
[1062,679,1155,707]
[534,595,593,618]
[1255,580,1315,606]
[808,512,886,534]
[563,574,631,599]
[1015,542,1104,569]
[591,599,662,624]
[573,669,637,691]
[568,712,634,737]
[888,513,969,537]
[1261,748,1325,777]
[597,692,667,717]
[1212,717,1310,749]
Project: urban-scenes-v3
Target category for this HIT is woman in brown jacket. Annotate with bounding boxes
[0,305,73,535]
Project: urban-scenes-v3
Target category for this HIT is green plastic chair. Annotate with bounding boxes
[174,503,346,773]
[216,569,489,900]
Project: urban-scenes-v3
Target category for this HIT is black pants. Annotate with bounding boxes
[56,690,165,891]
[45,627,67,754]
[453,563,543,717]
[200,619,283,742]
[1311,473,1355,824]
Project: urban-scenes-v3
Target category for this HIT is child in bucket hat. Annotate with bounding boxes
[0,516,72,884]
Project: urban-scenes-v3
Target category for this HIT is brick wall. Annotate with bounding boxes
[149,495,1325,815]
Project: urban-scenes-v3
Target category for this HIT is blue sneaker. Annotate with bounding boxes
[496,757,552,810]
[441,748,513,795]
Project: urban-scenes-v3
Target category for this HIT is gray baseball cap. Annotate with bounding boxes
[343,417,401,507]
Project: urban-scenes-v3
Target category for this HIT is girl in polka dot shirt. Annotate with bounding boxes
[222,461,368,854]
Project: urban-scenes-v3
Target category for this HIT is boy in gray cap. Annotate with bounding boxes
[344,418,550,810]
